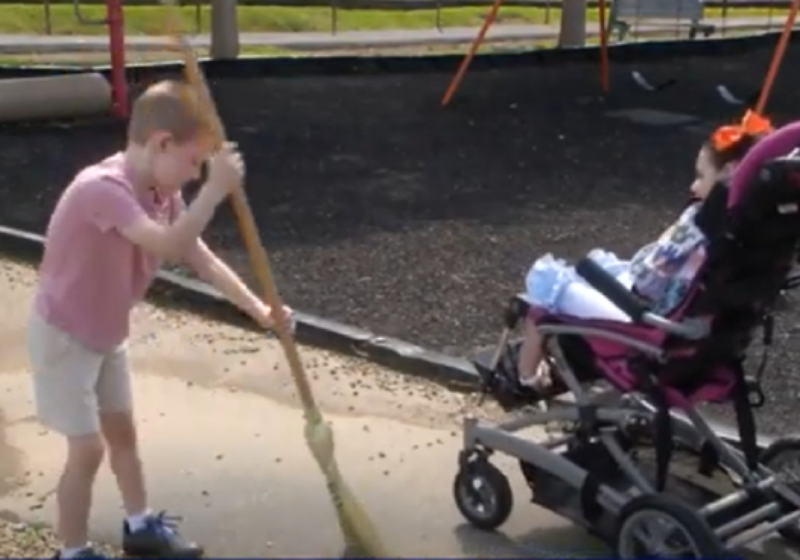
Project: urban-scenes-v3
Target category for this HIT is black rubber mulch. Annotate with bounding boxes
[2,41,800,431]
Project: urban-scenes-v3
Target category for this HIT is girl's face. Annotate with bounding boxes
[690,147,733,200]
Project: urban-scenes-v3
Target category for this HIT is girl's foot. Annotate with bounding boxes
[519,361,552,392]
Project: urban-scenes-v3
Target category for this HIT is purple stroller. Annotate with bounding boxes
[453,122,800,558]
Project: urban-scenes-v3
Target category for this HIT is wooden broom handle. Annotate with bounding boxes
[162,9,320,418]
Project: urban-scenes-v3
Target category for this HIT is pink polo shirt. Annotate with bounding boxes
[34,153,182,353]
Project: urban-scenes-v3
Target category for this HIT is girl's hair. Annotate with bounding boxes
[705,110,773,170]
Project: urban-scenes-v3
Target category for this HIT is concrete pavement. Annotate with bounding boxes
[0,259,610,557]
[0,257,797,558]
[0,17,784,55]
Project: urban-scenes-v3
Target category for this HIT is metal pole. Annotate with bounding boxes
[558,0,587,47]
[106,0,128,118]
[210,0,240,59]
[195,0,202,34]
[43,0,52,35]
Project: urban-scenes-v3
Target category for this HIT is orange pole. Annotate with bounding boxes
[440,0,503,107]
[598,0,609,93]
[754,0,800,114]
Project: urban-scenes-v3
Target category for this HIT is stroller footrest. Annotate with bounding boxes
[725,507,800,549]
[714,501,781,540]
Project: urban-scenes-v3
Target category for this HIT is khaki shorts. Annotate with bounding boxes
[27,312,133,437]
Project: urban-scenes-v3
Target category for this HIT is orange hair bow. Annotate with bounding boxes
[712,110,773,151]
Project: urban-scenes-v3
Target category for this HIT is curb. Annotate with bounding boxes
[0,224,779,452]
[0,29,796,81]
[0,224,481,391]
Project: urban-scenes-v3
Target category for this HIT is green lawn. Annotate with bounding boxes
[0,3,790,35]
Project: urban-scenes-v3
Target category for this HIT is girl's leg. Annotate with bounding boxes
[517,318,551,389]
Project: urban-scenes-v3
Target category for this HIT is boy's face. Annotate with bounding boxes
[147,131,210,195]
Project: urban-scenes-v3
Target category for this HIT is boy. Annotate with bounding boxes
[27,80,286,559]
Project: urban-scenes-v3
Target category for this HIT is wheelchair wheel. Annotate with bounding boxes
[760,436,800,543]
[452,458,513,530]
[615,495,726,559]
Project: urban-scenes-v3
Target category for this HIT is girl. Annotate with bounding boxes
[519,110,773,390]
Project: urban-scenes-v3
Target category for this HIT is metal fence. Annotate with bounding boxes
[16,0,796,37]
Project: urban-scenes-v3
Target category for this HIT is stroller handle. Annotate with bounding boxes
[575,257,709,340]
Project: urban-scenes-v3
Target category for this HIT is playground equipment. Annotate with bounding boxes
[441,0,610,106]
[0,0,127,122]
[441,0,800,107]
[210,0,240,60]
[0,73,112,124]
[607,0,715,41]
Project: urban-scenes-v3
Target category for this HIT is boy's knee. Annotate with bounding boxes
[100,411,138,452]
[66,434,105,474]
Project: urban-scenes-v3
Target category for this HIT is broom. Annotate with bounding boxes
[158,3,389,557]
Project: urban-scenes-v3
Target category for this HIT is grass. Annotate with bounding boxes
[0,3,791,36]
[0,22,768,68]
[0,44,296,65]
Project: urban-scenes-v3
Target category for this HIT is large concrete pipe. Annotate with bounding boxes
[210,0,240,60]
[0,73,112,123]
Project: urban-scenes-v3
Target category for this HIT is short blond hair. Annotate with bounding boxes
[127,79,211,145]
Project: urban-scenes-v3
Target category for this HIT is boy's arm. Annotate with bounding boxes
[182,238,284,329]
[120,186,226,261]
[83,177,227,262]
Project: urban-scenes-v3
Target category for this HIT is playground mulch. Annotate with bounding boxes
[1,39,800,431]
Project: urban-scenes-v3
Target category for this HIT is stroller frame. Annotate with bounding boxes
[456,294,800,556]
[453,138,800,556]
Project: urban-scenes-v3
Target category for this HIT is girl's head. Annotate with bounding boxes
[690,110,773,200]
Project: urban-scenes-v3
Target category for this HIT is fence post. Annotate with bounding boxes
[210,0,240,59]
[331,0,338,35]
[195,0,202,34]
[42,0,52,35]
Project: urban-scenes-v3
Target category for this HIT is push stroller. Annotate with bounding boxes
[452,122,800,558]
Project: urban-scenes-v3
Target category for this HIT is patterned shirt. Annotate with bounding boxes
[629,204,708,316]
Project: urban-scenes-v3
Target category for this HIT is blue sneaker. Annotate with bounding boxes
[122,511,203,558]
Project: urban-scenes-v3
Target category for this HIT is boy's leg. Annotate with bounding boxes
[96,346,203,558]
[28,314,106,559]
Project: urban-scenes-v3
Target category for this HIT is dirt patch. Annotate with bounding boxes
[0,518,117,558]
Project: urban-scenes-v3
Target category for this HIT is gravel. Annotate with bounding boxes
[1,39,799,431]
[0,519,116,558]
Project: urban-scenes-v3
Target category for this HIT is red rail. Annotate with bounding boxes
[106,0,128,119]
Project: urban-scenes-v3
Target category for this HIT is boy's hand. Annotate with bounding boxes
[255,301,294,332]
[206,142,245,197]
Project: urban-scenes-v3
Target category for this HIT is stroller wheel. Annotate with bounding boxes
[760,436,800,543]
[453,458,513,530]
[615,494,726,559]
